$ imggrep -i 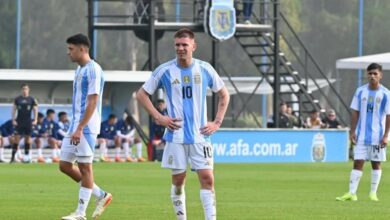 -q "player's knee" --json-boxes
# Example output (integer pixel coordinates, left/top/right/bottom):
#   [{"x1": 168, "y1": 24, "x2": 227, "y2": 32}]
[{"x1": 59, "y1": 162, "x2": 71, "y2": 174}]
